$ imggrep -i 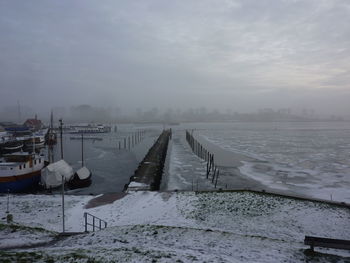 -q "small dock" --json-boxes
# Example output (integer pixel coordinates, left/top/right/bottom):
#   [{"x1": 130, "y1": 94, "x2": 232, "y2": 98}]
[{"x1": 125, "y1": 129, "x2": 171, "y2": 191}]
